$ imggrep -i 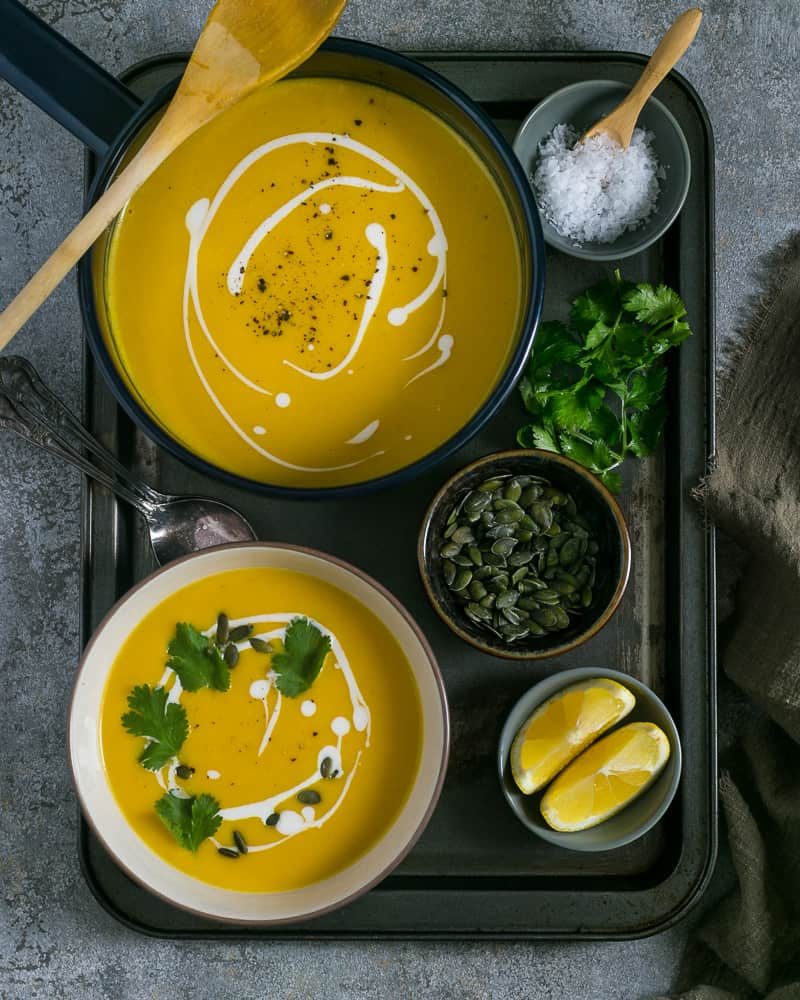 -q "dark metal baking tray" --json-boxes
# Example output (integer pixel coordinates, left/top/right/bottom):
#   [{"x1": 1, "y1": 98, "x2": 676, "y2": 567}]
[{"x1": 79, "y1": 49, "x2": 717, "y2": 939}]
